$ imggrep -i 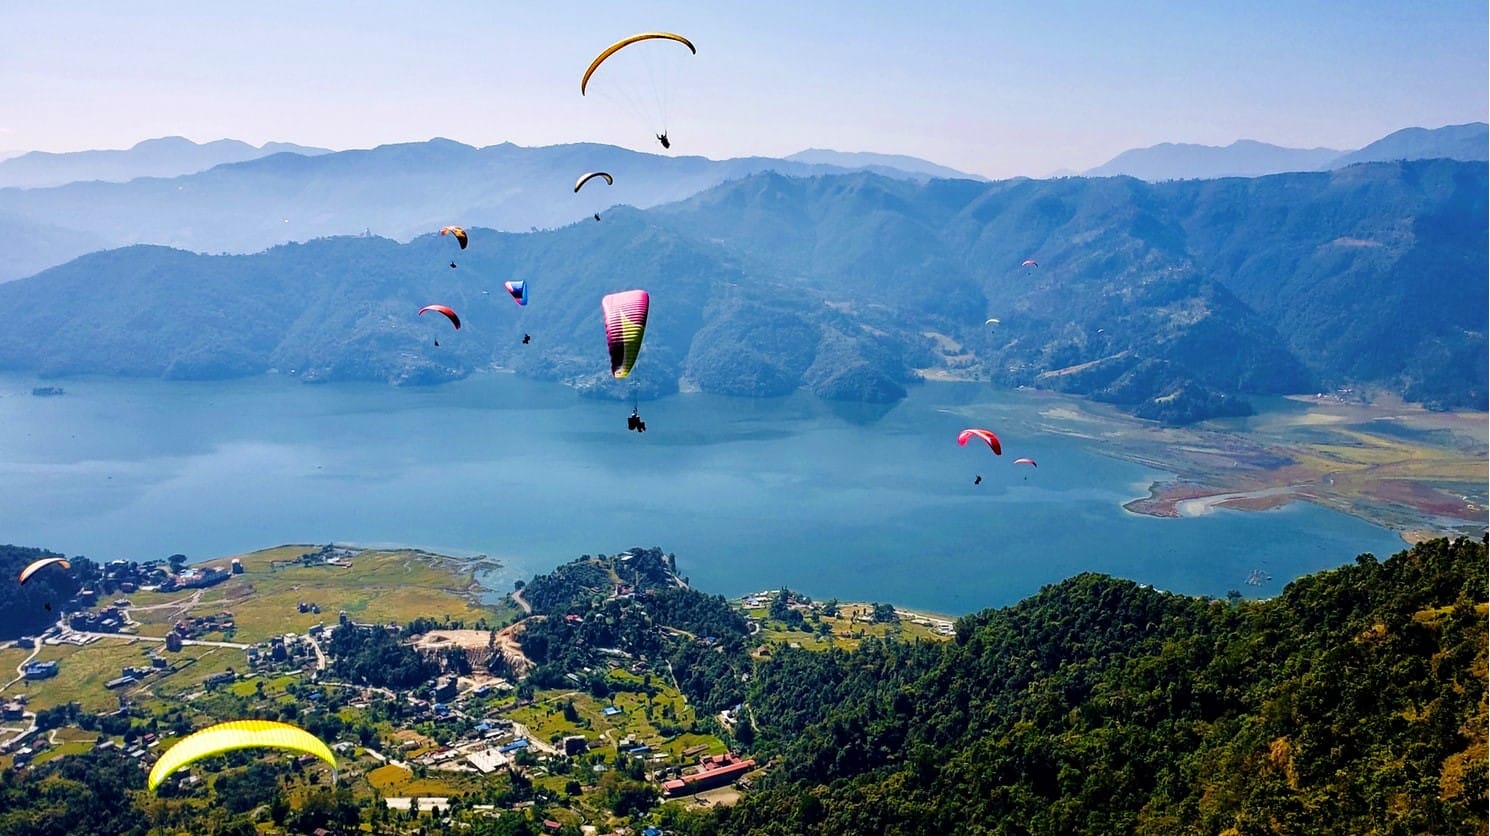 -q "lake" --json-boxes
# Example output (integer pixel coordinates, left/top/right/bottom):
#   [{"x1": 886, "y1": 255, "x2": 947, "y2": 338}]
[{"x1": 0, "y1": 373, "x2": 1408, "y2": 614}]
